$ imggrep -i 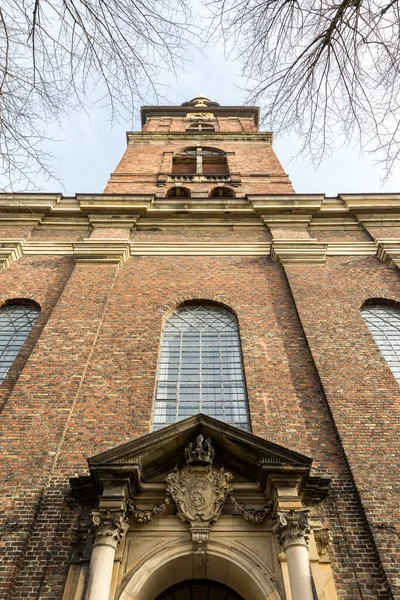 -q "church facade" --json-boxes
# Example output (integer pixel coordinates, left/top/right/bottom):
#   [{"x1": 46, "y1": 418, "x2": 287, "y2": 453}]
[{"x1": 0, "y1": 95, "x2": 399, "y2": 600}]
